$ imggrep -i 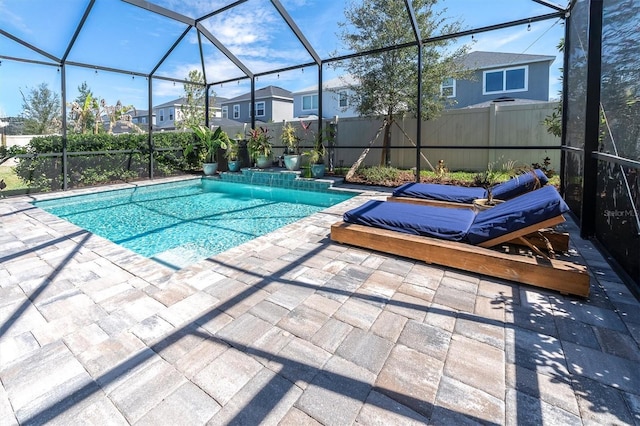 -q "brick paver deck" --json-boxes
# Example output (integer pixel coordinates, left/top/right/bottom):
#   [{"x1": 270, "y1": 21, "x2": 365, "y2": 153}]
[{"x1": 1, "y1": 177, "x2": 639, "y2": 425}]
